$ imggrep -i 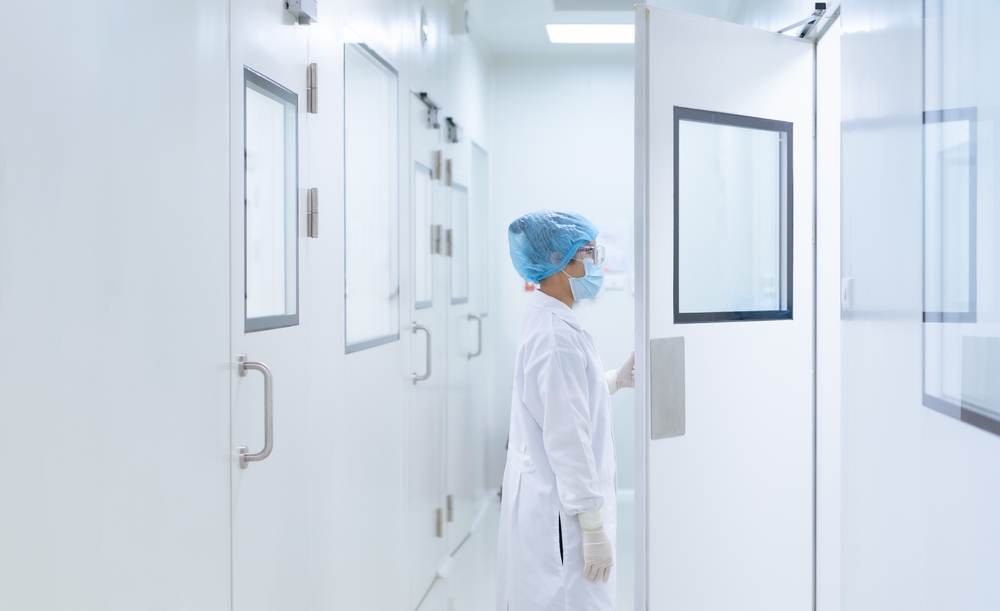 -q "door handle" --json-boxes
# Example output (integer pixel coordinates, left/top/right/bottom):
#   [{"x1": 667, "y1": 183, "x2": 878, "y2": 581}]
[
  {"x1": 467, "y1": 313, "x2": 483, "y2": 359},
  {"x1": 237, "y1": 354, "x2": 274, "y2": 469},
  {"x1": 412, "y1": 323, "x2": 431, "y2": 384}
]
